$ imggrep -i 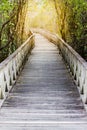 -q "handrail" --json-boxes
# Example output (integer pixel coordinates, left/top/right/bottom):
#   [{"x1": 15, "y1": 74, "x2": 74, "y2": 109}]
[
  {"x1": 0, "y1": 34, "x2": 34, "y2": 100},
  {"x1": 32, "y1": 28, "x2": 87, "y2": 104},
  {"x1": 58, "y1": 36, "x2": 87, "y2": 104}
]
